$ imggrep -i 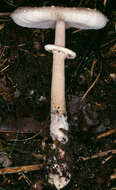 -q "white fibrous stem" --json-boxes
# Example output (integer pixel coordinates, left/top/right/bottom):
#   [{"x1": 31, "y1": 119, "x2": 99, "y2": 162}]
[
  {"x1": 48, "y1": 20, "x2": 71, "y2": 190},
  {"x1": 50, "y1": 20, "x2": 69, "y2": 144},
  {"x1": 50, "y1": 113, "x2": 69, "y2": 144}
]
